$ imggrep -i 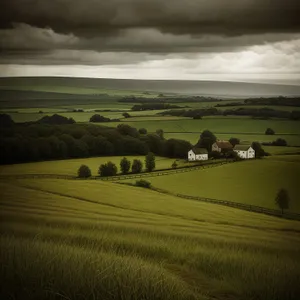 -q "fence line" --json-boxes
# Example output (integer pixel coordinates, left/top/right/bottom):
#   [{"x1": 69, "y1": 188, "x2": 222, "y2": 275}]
[{"x1": 170, "y1": 192, "x2": 300, "y2": 221}]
